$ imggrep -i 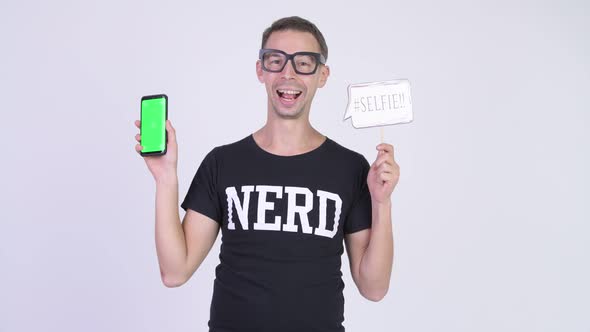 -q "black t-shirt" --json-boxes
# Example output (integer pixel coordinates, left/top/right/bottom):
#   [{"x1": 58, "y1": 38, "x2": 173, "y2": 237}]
[{"x1": 181, "y1": 135, "x2": 372, "y2": 332}]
